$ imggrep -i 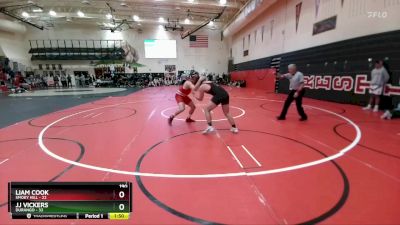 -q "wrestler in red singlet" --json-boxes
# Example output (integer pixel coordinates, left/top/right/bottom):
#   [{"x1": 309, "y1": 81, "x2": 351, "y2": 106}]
[
  {"x1": 175, "y1": 85, "x2": 192, "y2": 105},
  {"x1": 168, "y1": 73, "x2": 200, "y2": 125}
]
